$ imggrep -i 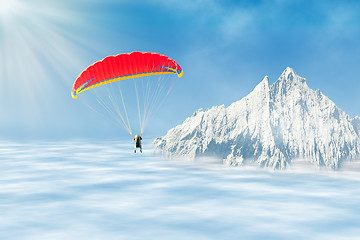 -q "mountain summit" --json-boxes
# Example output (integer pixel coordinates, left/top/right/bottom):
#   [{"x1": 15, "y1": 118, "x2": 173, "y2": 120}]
[{"x1": 154, "y1": 68, "x2": 360, "y2": 169}]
